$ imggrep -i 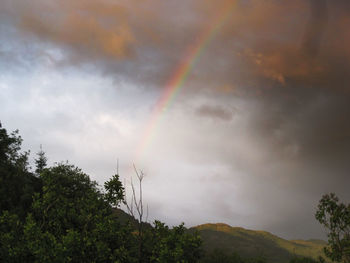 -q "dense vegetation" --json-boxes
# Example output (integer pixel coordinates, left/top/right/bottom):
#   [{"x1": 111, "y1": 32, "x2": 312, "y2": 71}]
[
  {"x1": 0, "y1": 124, "x2": 348, "y2": 262},
  {"x1": 0, "y1": 125, "x2": 201, "y2": 262}
]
